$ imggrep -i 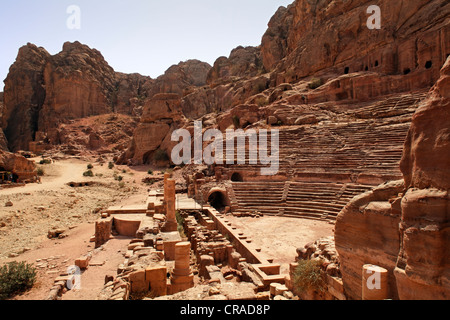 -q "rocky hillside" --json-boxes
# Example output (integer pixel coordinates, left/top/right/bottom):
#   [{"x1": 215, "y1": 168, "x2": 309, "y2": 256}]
[
  {"x1": 122, "y1": 0, "x2": 449, "y2": 165},
  {"x1": 2, "y1": 42, "x2": 201, "y2": 153}
]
